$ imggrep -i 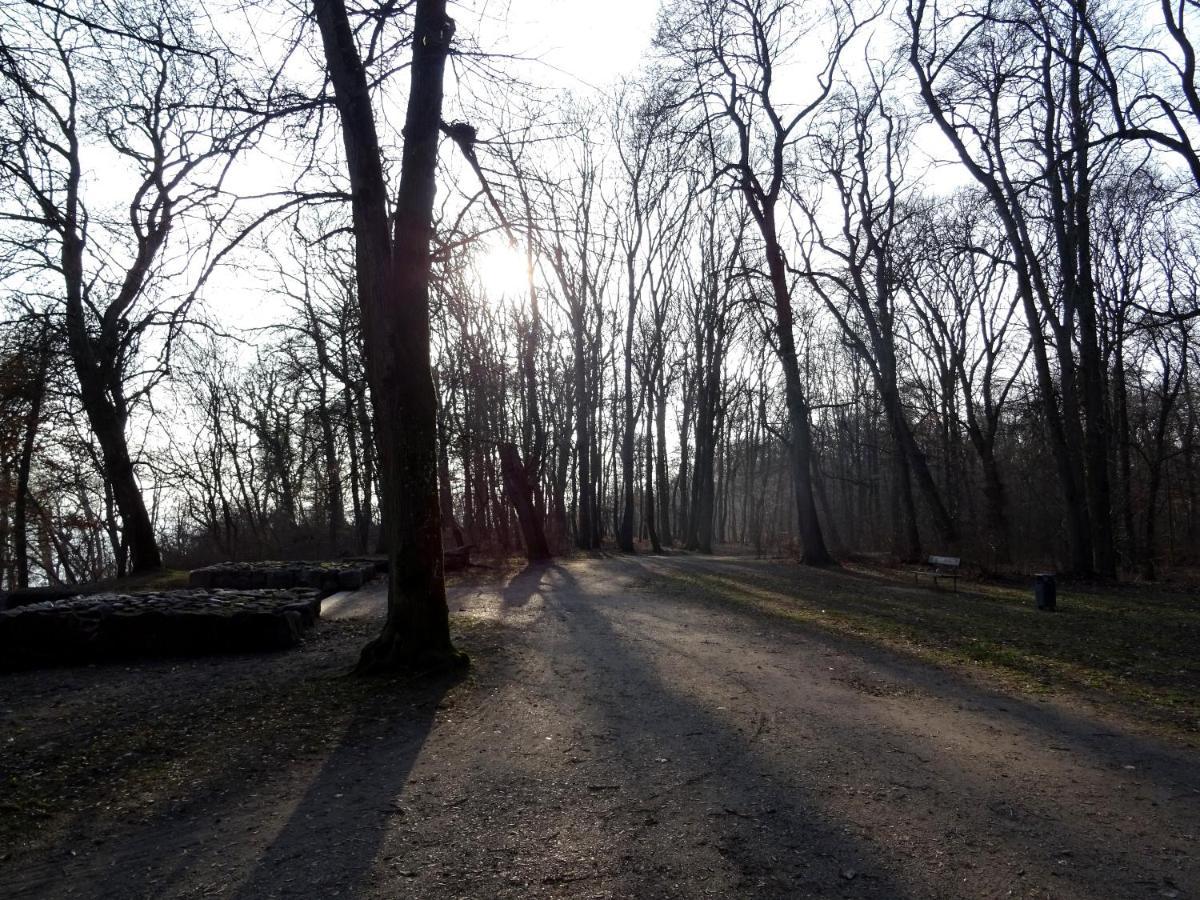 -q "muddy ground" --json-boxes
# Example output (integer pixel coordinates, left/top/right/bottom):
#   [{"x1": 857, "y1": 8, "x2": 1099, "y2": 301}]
[{"x1": 0, "y1": 555, "x2": 1196, "y2": 898}]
